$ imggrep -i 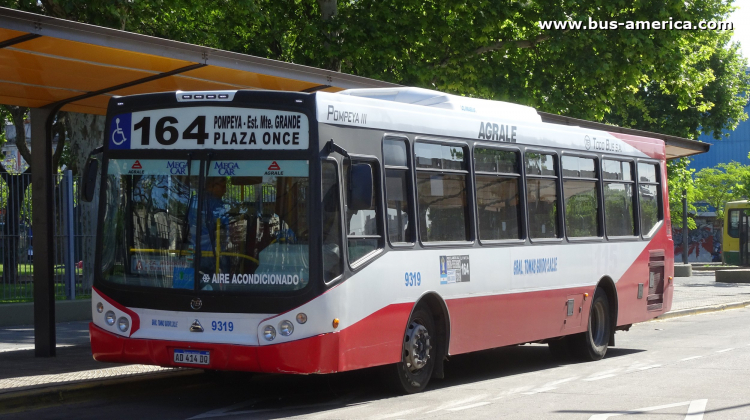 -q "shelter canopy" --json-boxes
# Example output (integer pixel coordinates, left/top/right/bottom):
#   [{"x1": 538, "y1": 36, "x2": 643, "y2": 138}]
[{"x1": 0, "y1": 7, "x2": 396, "y2": 116}]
